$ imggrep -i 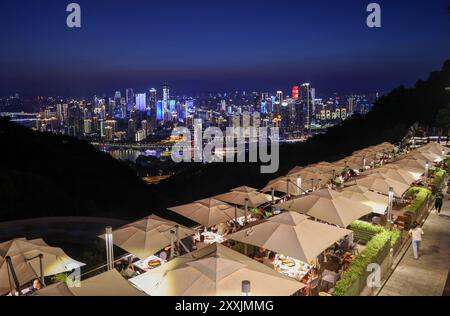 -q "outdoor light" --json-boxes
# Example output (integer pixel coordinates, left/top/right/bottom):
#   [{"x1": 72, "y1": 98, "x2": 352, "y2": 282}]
[
  {"x1": 105, "y1": 226, "x2": 114, "y2": 271},
  {"x1": 296, "y1": 176, "x2": 302, "y2": 195},
  {"x1": 425, "y1": 162, "x2": 429, "y2": 179},
  {"x1": 363, "y1": 157, "x2": 366, "y2": 169},
  {"x1": 387, "y1": 187, "x2": 394, "y2": 224},
  {"x1": 244, "y1": 198, "x2": 249, "y2": 225},
  {"x1": 241, "y1": 280, "x2": 251, "y2": 296}
]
